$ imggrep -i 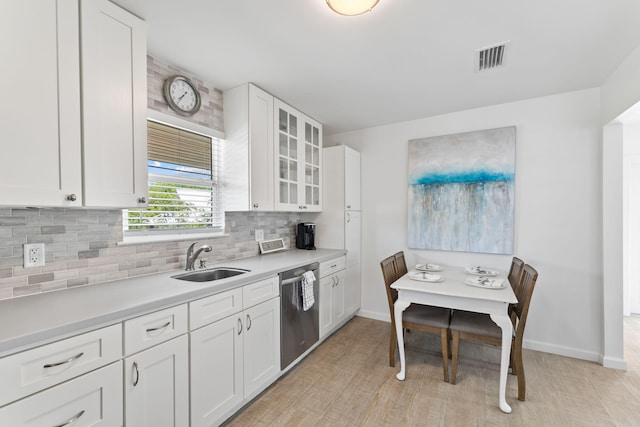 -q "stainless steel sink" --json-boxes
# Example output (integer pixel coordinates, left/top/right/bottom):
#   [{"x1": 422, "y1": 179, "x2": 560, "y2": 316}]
[{"x1": 172, "y1": 267, "x2": 250, "y2": 283}]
